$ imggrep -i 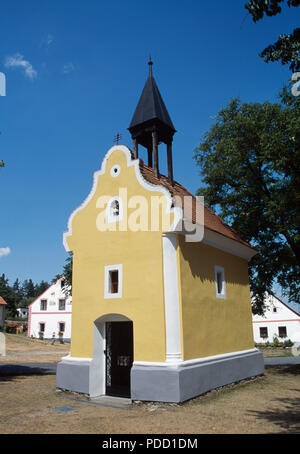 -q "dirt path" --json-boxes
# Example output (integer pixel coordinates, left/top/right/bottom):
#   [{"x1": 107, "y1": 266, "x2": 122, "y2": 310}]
[
  {"x1": 0, "y1": 365, "x2": 299, "y2": 434},
  {"x1": 0, "y1": 333, "x2": 70, "y2": 363}
]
